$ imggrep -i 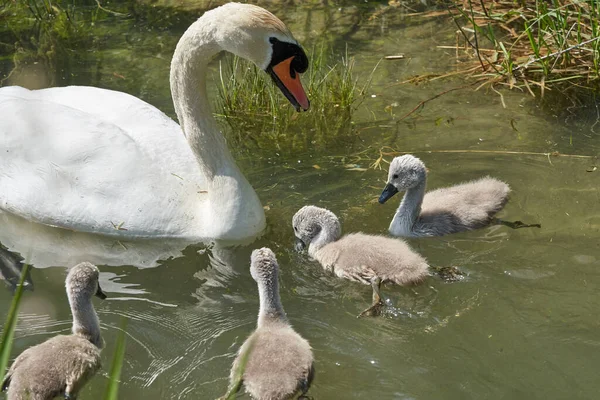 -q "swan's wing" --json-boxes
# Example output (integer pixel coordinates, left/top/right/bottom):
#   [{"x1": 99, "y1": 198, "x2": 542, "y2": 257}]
[{"x1": 0, "y1": 86, "x2": 205, "y2": 238}]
